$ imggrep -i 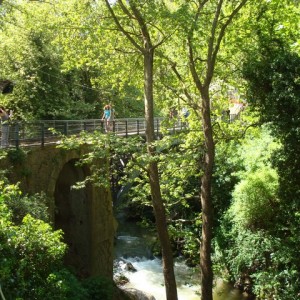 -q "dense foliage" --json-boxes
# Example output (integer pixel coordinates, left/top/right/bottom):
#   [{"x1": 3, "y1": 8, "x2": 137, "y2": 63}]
[
  {"x1": 244, "y1": 47, "x2": 300, "y2": 202},
  {"x1": 1, "y1": 0, "x2": 299, "y2": 299},
  {"x1": 0, "y1": 170, "x2": 117, "y2": 300},
  {"x1": 233, "y1": 6, "x2": 300, "y2": 298},
  {"x1": 0, "y1": 1, "x2": 145, "y2": 120},
  {"x1": 214, "y1": 128, "x2": 300, "y2": 299},
  {"x1": 0, "y1": 174, "x2": 78, "y2": 299}
]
